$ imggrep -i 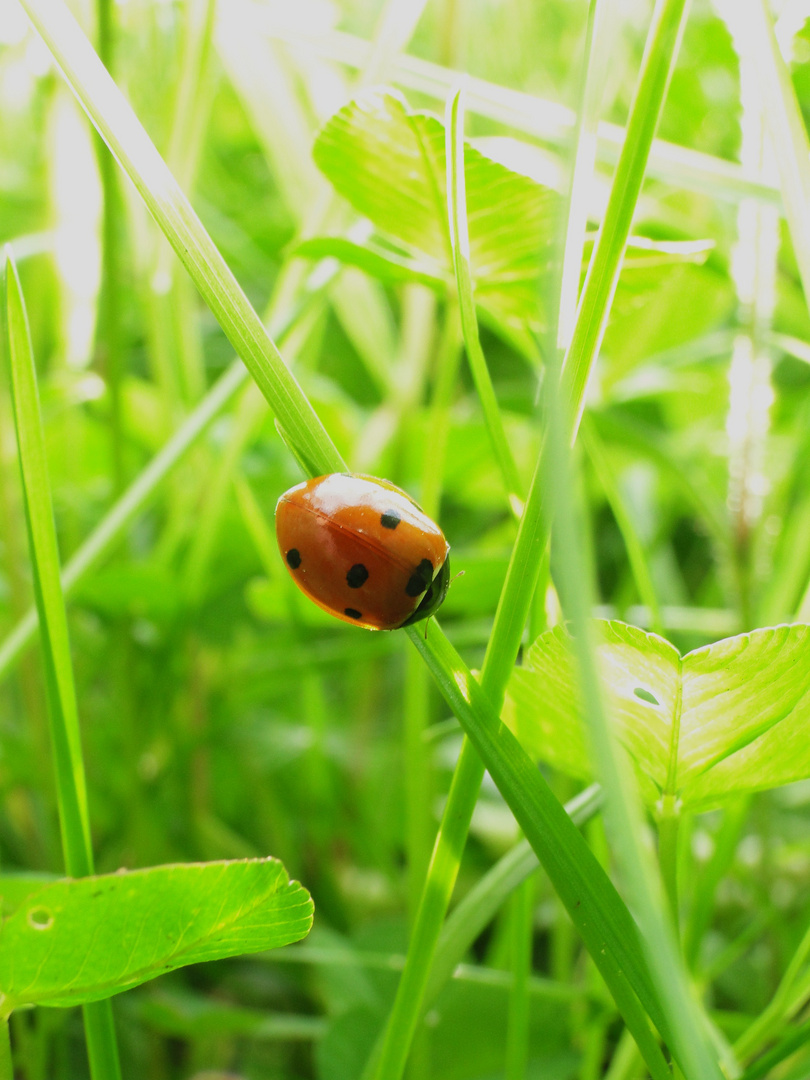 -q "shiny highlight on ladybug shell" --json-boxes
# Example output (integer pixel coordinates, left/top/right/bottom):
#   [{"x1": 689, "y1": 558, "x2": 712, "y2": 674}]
[{"x1": 275, "y1": 473, "x2": 450, "y2": 630}]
